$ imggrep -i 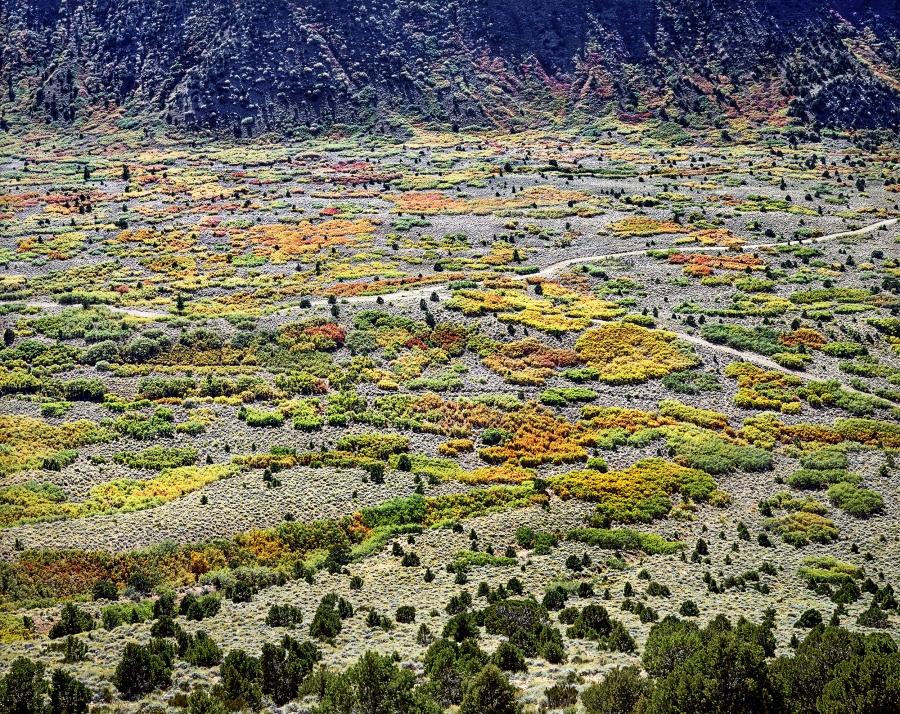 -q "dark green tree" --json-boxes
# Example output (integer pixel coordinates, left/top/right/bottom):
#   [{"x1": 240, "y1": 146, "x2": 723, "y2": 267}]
[
  {"x1": 309, "y1": 598, "x2": 342, "y2": 640},
  {"x1": 185, "y1": 690, "x2": 227, "y2": 714},
  {"x1": 91, "y1": 580, "x2": 117, "y2": 601},
  {"x1": 642, "y1": 616, "x2": 703, "y2": 678},
  {"x1": 49, "y1": 670, "x2": 89, "y2": 714},
  {"x1": 112, "y1": 641, "x2": 173, "y2": 699},
  {"x1": 220, "y1": 650, "x2": 262, "y2": 711},
  {"x1": 0, "y1": 658, "x2": 48, "y2": 714},
  {"x1": 817, "y1": 652, "x2": 900, "y2": 714},
  {"x1": 318, "y1": 650, "x2": 436, "y2": 714},
  {"x1": 581, "y1": 666, "x2": 652, "y2": 714},
  {"x1": 645, "y1": 632, "x2": 774, "y2": 714},
  {"x1": 48, "y1": 604, "x2": 93, "y2": 640},
  {"x1": 260, "y1": 635, "x2": 320, "y2": 705},
  {"x1": 183, "y1": 631, "x2": 222, "y2": 667},
  {"x1": 458, "y1": 664, "x2": 521, "y2": 714}
]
